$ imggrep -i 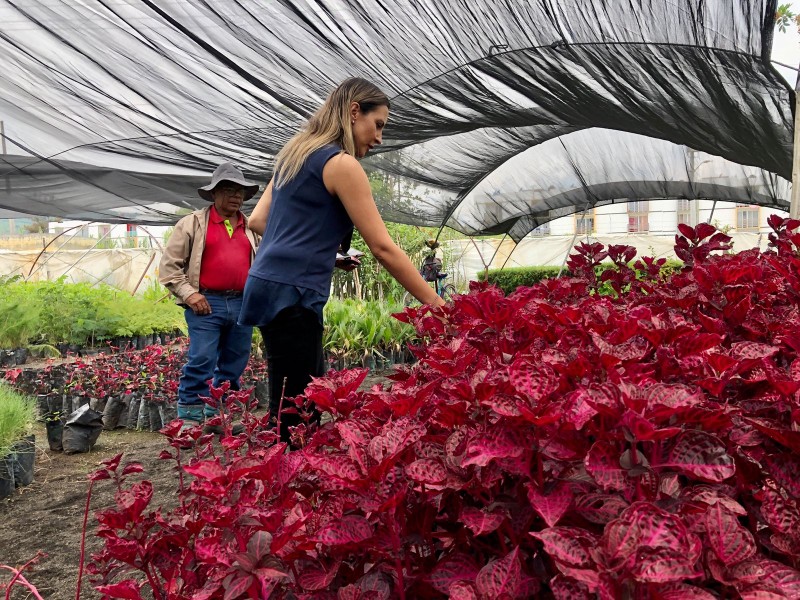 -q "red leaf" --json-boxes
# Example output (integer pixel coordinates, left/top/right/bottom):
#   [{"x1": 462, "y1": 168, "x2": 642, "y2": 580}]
[
  {"x1": 527, "y1": 481, "x2": 572, "y2": 527},
  {"x1": 676, "y1": 333, "x2": 724, "y2": 356},
  {"x1": 508, "y1": 361, "x2": 559, "y2": 402},
  {"x1": 761, "y1": 486, "x2": 800, "y2": 534},
  {"x1": 463, "y1": 427, "x2": 524, "y2": 467},
  {"x1": 94, "y1": 579, "x2": 142, "y2": 599},
  {"x1": 298, "y1": 560, "x2": 341, "y2": 591},
  {"x1": 550, "y1": 576, "x2": 592, "y2": 600},
  {"x1": 601, "y1": 502, "x2": 701, "y2": 571},
  {"x1": 246, "y1": 530, "x2": 273, "y2": 563},
  {"x1": 764, "y1": 454, "x2": 800, "y2": 498},
  {"x1": 448, "y1": 582, "x2": 478, "y2": 600},
  {"x1": 116, "y1": 481, "x2": 153, "y2": 521},
  {"x1": 428, "y1": 554, "x2": 480, "y2": 594},
  {"x1": 475, "y1": 547, "x2": 522, "y2": 598},
  {"x1": 121, "y1": 462, "x2": 144, "y2": 476},
  {"x1": 405, "y1": 459, "x2": 448, "y2": 484},
  {"x1": 460, "y1": 506, "x2": 505, "y2": 535},
  {"x1": 530, "y1": 527, "x2": 598, "y2": 568},
  {"x1": 223, "y1": 574, "x2": 254, "y2": 600},
  {"x1": 184, "y1": 459, "x2": 227, "y2": 483},
  {"x1": 705, "y1": 503, "x2": 756, "y2": 566},
  {"x1": 585, "y1": 441, "x2": 627, "y2": 491},
  {"x1": 731, "y1": 342, "x2": 779, "y2": 360},
  {"x1": 629, "y1": 547, "x2": 703, "y2": 582},
  {"x1": 312, "y1": 515, "x2": 373, "y2": 546},
  {"x1": 658, "y1": 431, "x2": 735, "y2": 482},
  {"x1": 643, "y1": 383, "x2": 704, "y2": 416},
  {"x1": 745, "y1": 418, "x2": 800, "y2": 452},
  {"x1": 650, "y1": 582, "x2": 717, "y2": 599},
  {"x1": 573, "y1": 494, "x2": 628, "y2": 524}
]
